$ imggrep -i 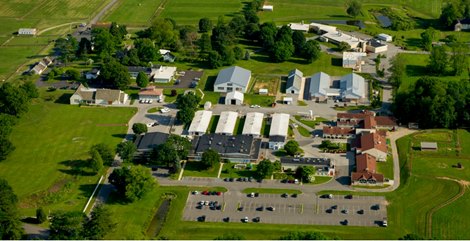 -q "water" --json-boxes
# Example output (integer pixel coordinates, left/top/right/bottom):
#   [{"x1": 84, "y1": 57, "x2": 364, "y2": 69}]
[
  {"x1": 312, "y1": 20, "x2": 366, "y2": 29},
  {"x1": 376, "y1": 15, "x2": 392, "y2": 27}
]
